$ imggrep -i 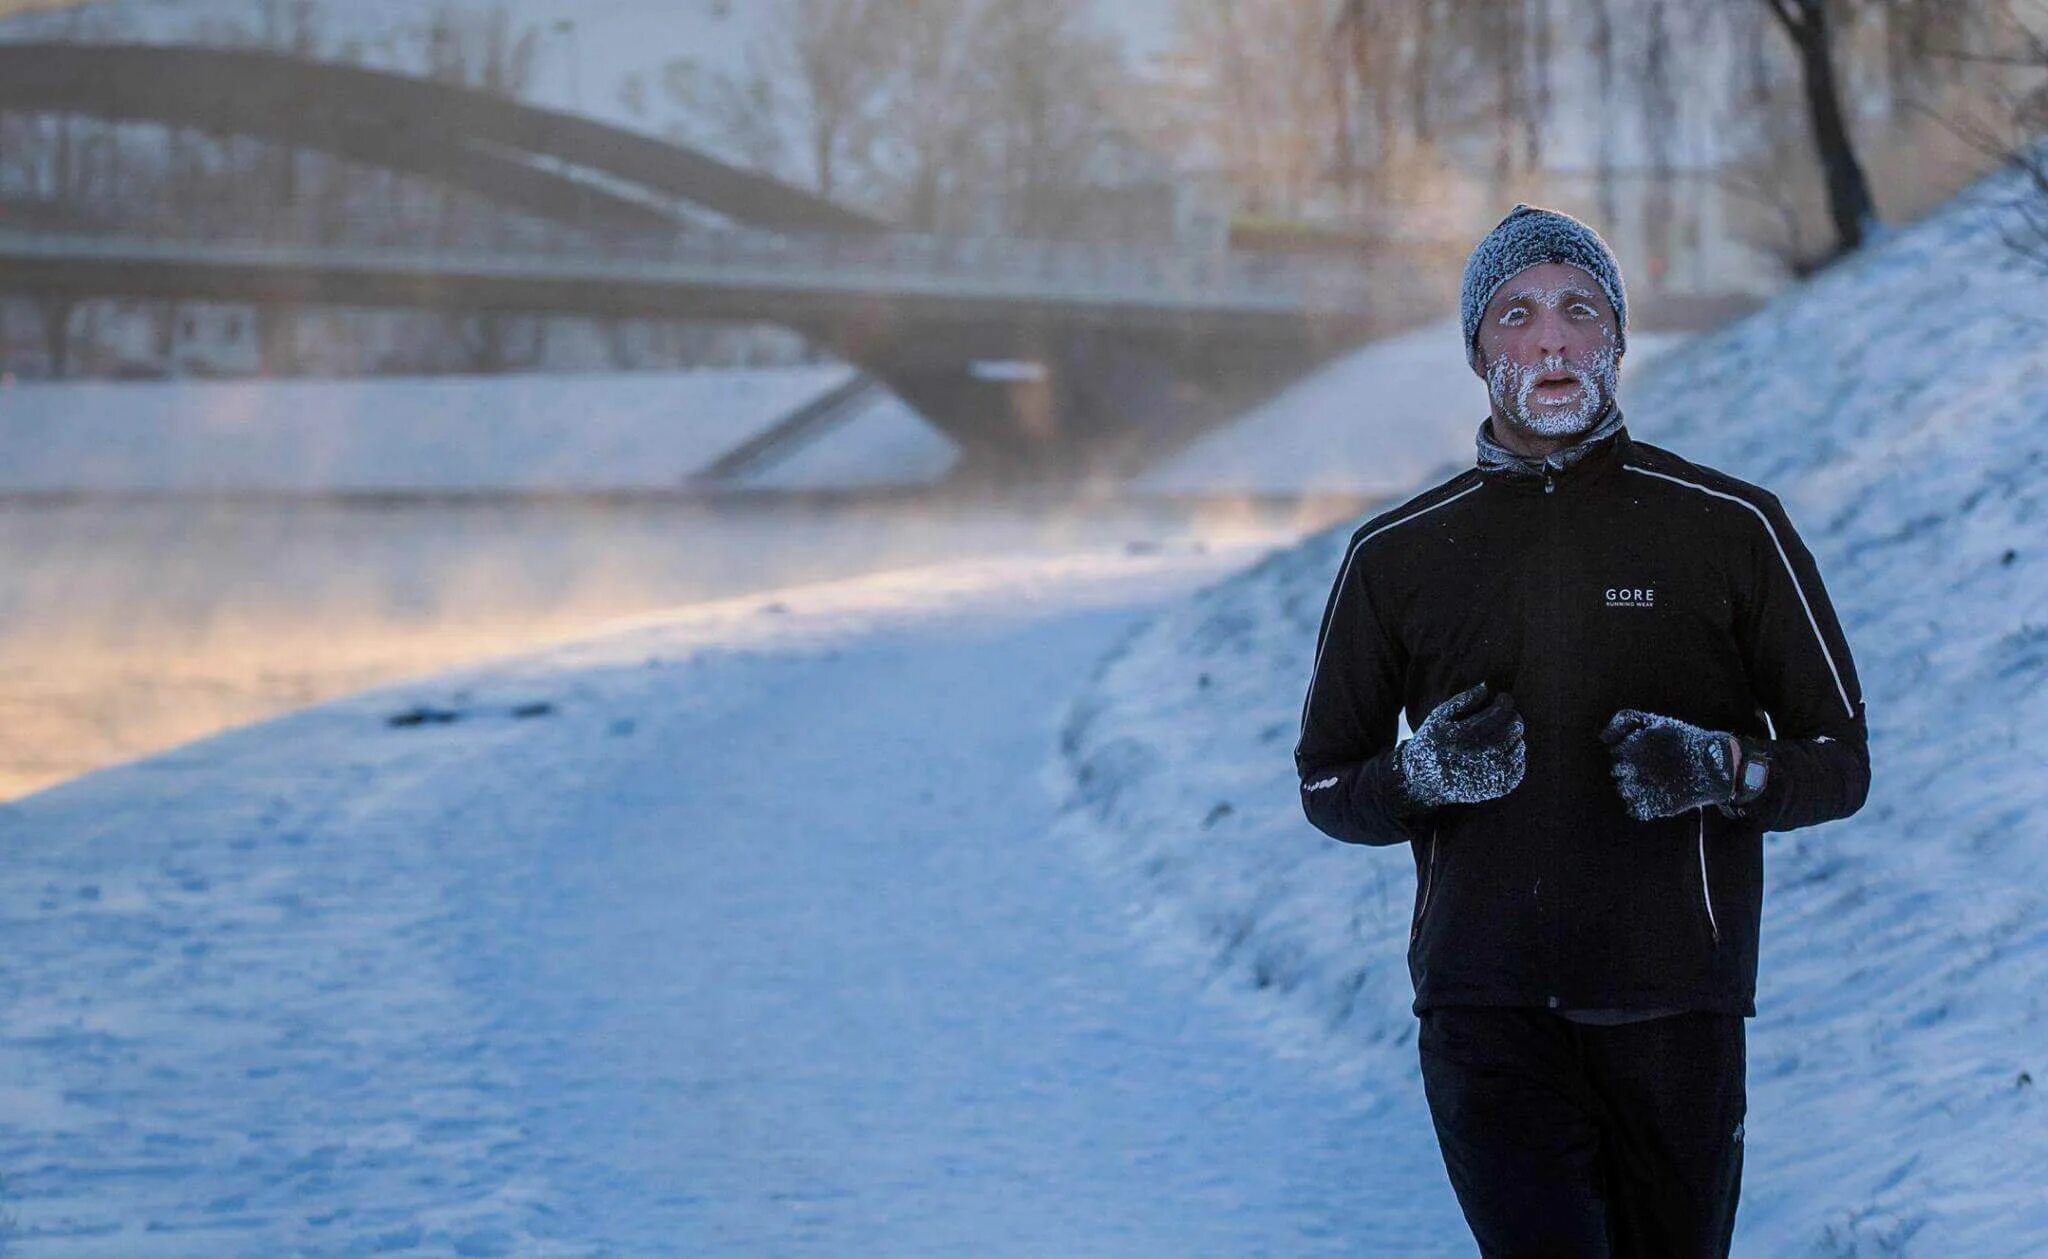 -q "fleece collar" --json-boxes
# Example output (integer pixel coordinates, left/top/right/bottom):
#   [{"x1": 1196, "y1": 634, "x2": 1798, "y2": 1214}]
[{"x1": 1475, "y1": 399, "x2": 1628, "y2": 483}]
